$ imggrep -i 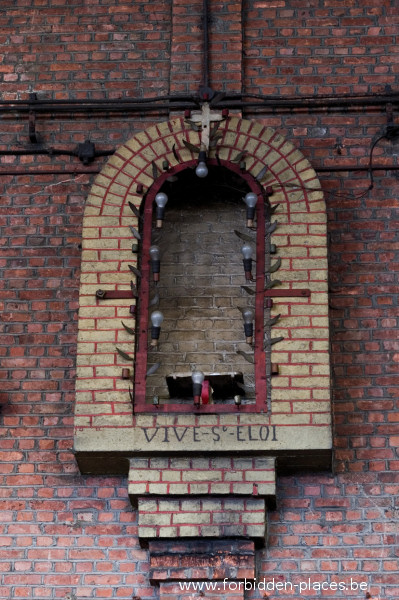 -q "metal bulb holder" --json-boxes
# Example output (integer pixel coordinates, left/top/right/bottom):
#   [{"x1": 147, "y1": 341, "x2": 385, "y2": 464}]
[
  {"x1": 150, "y1": 310, "x2": 164, "y2": 347},
  {"x1": 154, "y1": 192, "x2": 168, "y2": 228},
  {"x1": 242, "y1": 307, "x2": 255, "y2": 344},
  {"x1": 243, "y1": 192, "x2": 258, "y2": 227},
  {"x1": 195, "y1": 150, "x2": 208, "y2": 178},
  {"x1": 241, "y1": 243, "x2": 253, "y2": 280},
  {"x1": 191, "y1": 370, "x2": 205, "y2": 405},
  {"x1": 149, "y1": 245, "x2": 161, "y2": 282}
]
